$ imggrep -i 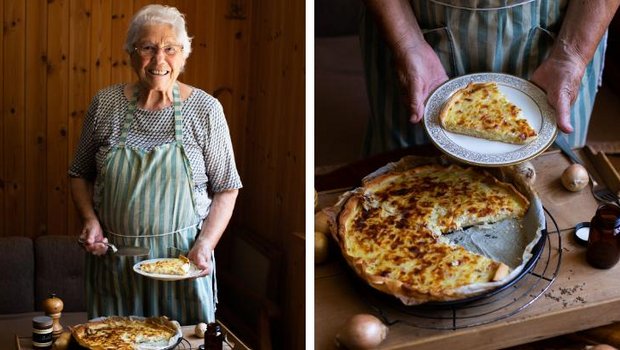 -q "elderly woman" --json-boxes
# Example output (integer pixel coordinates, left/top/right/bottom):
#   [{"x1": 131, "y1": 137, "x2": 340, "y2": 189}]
[{"x1": 69, "y1": 4, "x2": 241, "y2": 325}]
